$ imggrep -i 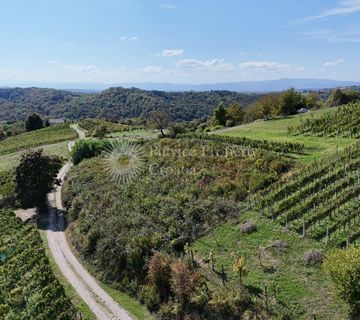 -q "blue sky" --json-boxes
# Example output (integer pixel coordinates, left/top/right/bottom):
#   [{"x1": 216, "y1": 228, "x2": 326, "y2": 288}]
[{"x1": 1, "y1": 0, "x2": 360, "y2": 84}]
